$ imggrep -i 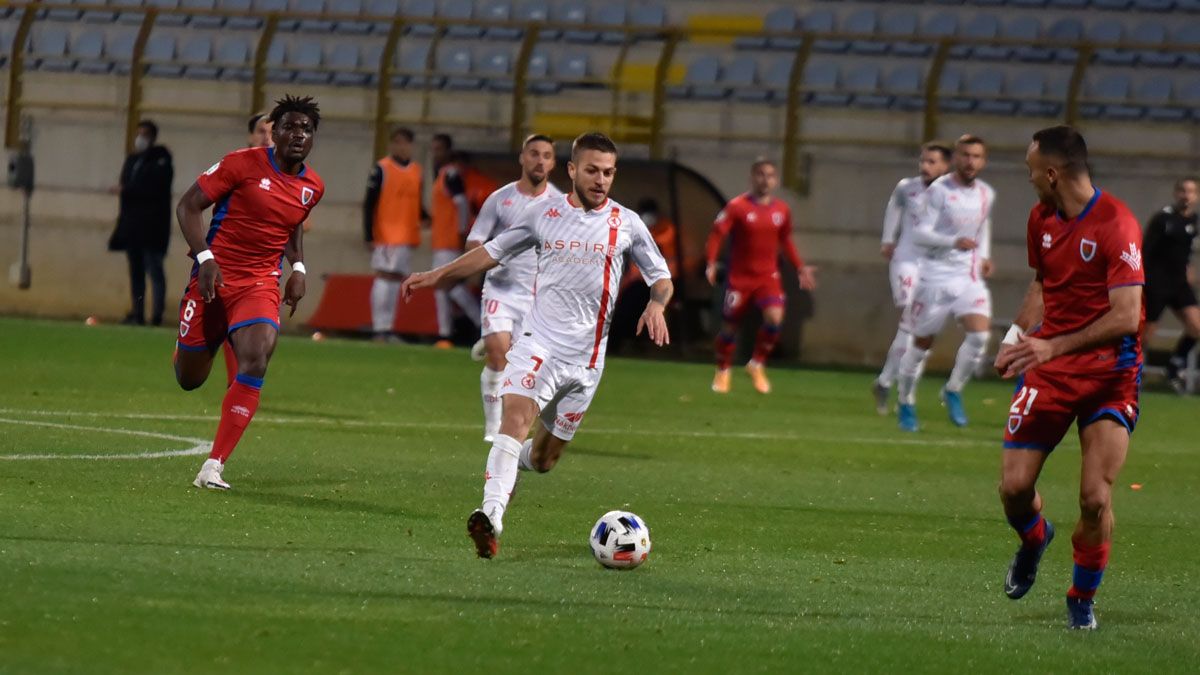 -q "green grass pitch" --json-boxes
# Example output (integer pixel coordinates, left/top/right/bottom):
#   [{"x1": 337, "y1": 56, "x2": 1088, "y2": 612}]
[{"x1": 1, "y1": 317, "x2": 1197, "y2": 673}]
